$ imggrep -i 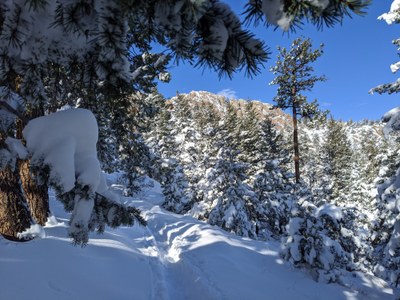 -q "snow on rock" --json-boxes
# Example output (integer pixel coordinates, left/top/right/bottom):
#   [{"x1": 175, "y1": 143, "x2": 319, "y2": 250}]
[{"x1": 23, "y1": 108, "x2": 101, "y2": 193}]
